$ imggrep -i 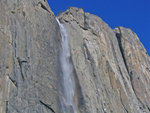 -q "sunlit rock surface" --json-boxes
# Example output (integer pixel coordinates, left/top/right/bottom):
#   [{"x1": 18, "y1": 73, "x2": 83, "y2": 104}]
[
  {"x1": 57, "y1": 7, "x2": 150, "y2": 113},
  {"x1": 0, "y1": 0, "x2": 150, "y2": 113}
]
